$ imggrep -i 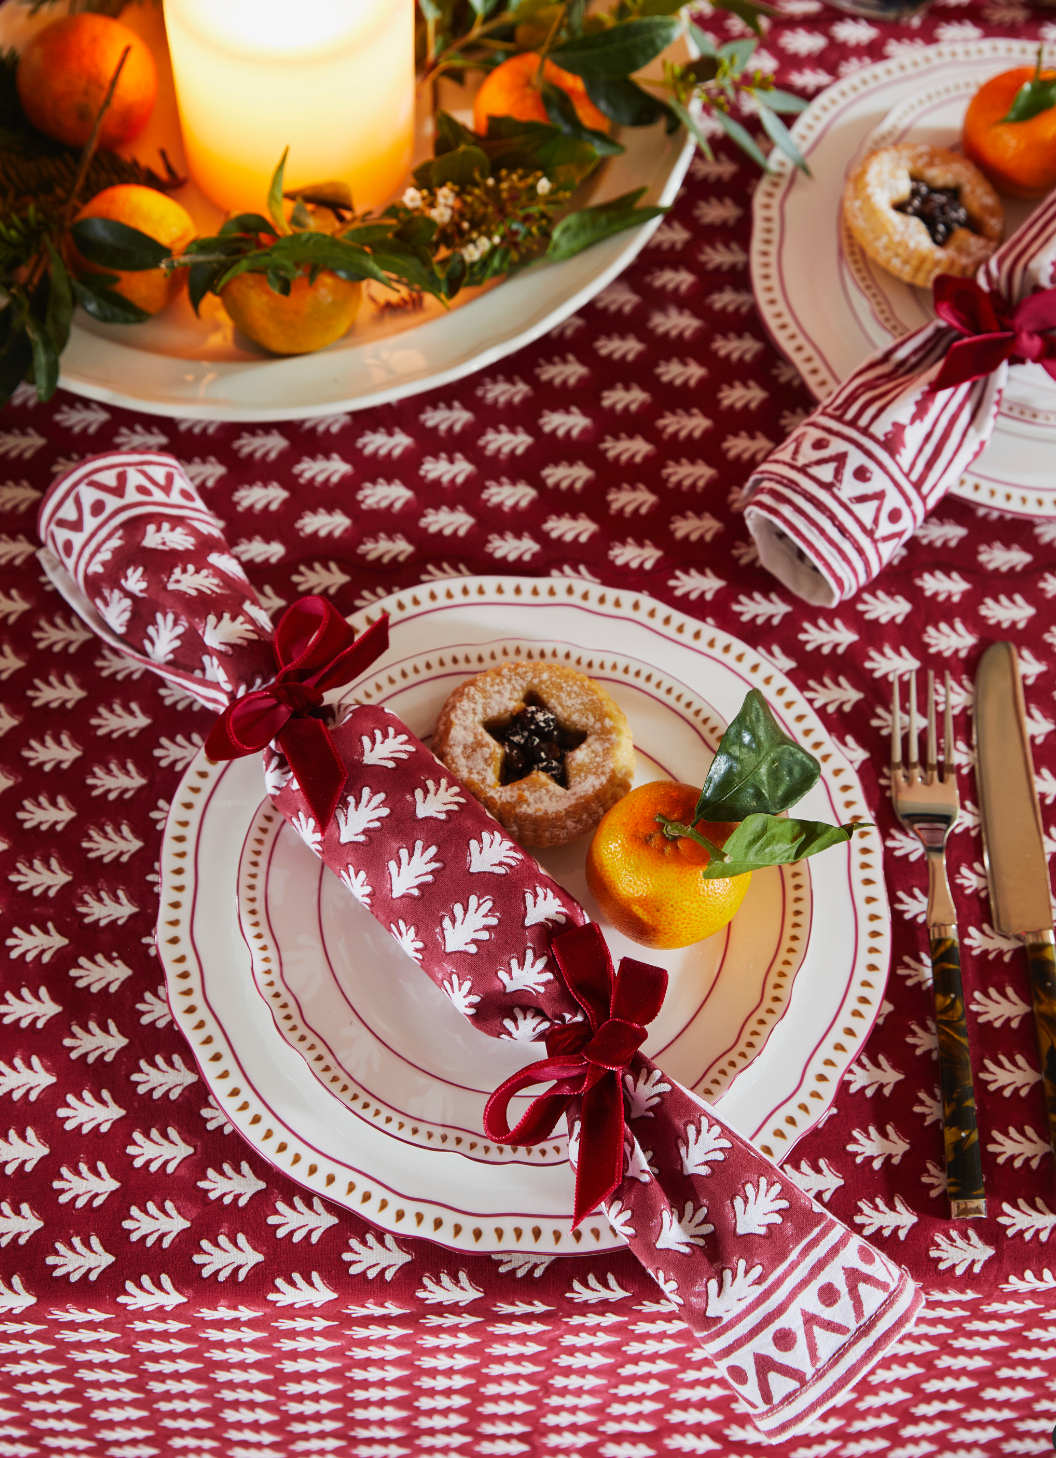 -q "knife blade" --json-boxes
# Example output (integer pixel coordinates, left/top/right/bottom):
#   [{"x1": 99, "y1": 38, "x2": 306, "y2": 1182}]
[{"x1": 975, "y1": 641, "x2": 1056, "y2": 1164}]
